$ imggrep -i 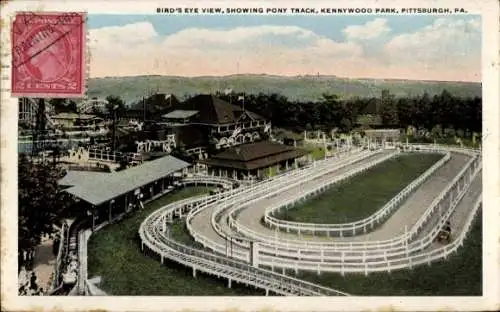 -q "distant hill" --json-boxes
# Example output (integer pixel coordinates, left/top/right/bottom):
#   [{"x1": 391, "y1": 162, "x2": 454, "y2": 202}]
[{"x1": 87, "y1": 75, "x2": 481, "y2": 105}]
